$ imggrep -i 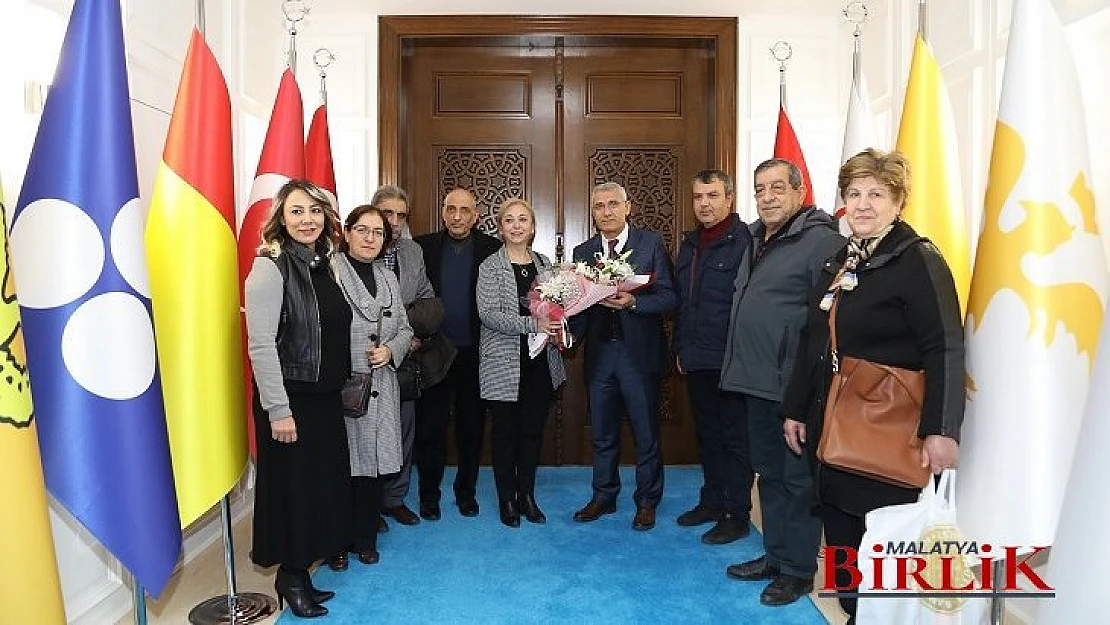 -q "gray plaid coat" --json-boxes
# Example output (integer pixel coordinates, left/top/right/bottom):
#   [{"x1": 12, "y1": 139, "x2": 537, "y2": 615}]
[
  {"x1": 334, "y1": 254, "x2": 413, "y2": 477},
  {"x1": 477, "y1": 247, "x2": 567, "y2": 402}
]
